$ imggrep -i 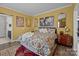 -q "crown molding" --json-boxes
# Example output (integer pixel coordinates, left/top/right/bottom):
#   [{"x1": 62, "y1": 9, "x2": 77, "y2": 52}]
[{"x1": 34, "y1": 4, "x2": 73, "y2": 16}]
